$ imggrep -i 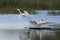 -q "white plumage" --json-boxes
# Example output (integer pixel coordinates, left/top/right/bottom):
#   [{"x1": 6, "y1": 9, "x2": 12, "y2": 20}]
[{"x1": 17, "y1": 9, "x2": 29, "y2": 18}]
